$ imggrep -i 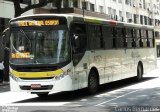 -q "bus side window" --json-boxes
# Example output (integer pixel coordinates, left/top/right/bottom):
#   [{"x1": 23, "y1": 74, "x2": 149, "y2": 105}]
[
  {"x1": 143, "y1": 29, "x2": 147, "y2": 47},
  {"x1": 88, "y1": 25, "x2": 103, "y2": 50},
  {"x1": 139, "y1": 29, "x2": 143, "y2": 47},
  {"x1": 146, "y1": 30, "x2": 150, "y2": 47},
  {"x1": 112, "y1": 27, "x2": 117, "y2": 48},
  {"x1": 131, "y1": 29, "x2": 136, "y2": 48},
  {"x1": 122, "y1": 28, "x2": 127, "y2": 48},
  {"x1": 71, "y1": 23, "x2": 87, "y2": 54},
  {"x1": 102, "y1": 25, "x2": 113, "y2": 49},
  {"x1": 148, "y1": 30, "x2": 154, "y2": 47},
  {"x1": 126, "y1": 28, "x2": 132, "y2": 48},
  {"x1": 116, "y1": 27, "x2": 124, "y2": 48},
  {"x1": 135, "y1": 29, "x2": 140, "y2": 48}
]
